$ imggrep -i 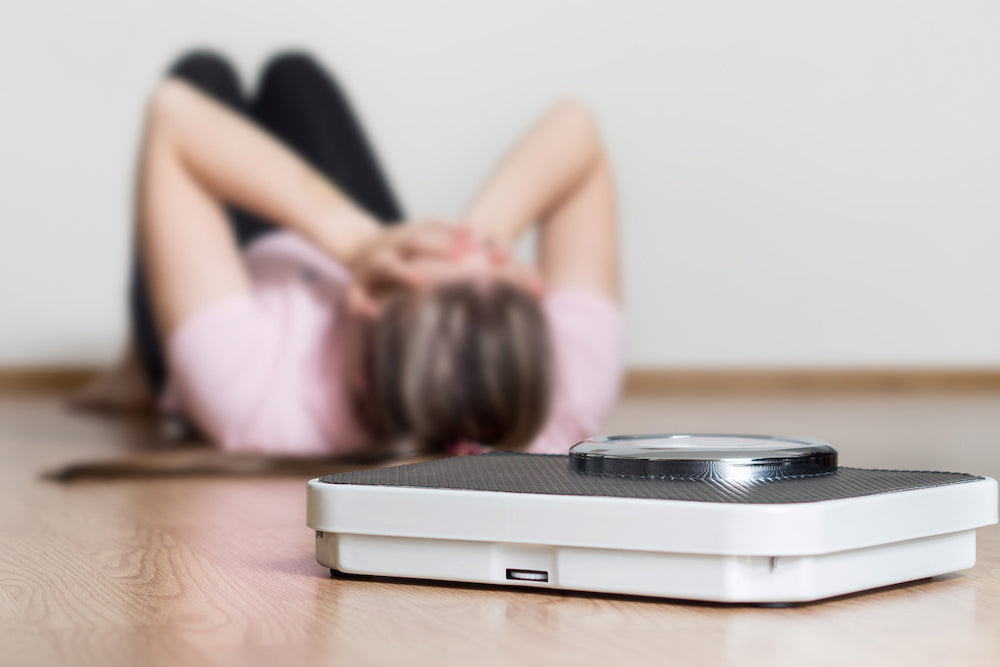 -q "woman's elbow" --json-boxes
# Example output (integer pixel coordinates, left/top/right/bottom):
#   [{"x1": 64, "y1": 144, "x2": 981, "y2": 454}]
[
  {"x1": 554, "y1": 97, "x2": 599, "y2": 133},
  {"x1": 549, "y1": 97, "x2": 604, "y2": 163},
  {"x1": 145, "y1": 78, "x2": 195, "y2": 134}
]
